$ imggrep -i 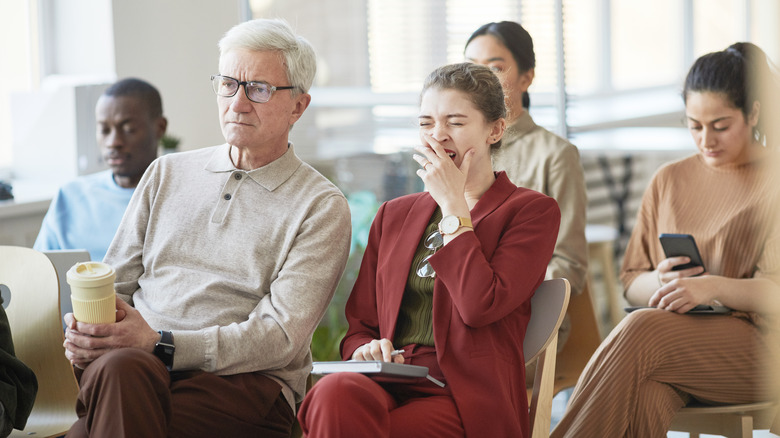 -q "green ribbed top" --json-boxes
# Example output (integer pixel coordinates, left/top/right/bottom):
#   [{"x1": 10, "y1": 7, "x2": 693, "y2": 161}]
[{"x1": 394, "y1": 208, "x2": 442, "y2": 347}]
